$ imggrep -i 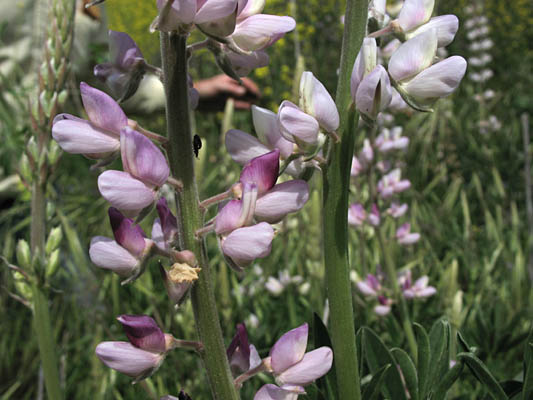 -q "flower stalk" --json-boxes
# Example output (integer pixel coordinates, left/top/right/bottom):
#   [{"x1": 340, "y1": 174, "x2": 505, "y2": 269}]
[
  {"x1": 160, "y1": 31, "x2": 239, "y2": 400},
  {"x1": 321, "y1": 0, "x2": 368, "y2": 399}
]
